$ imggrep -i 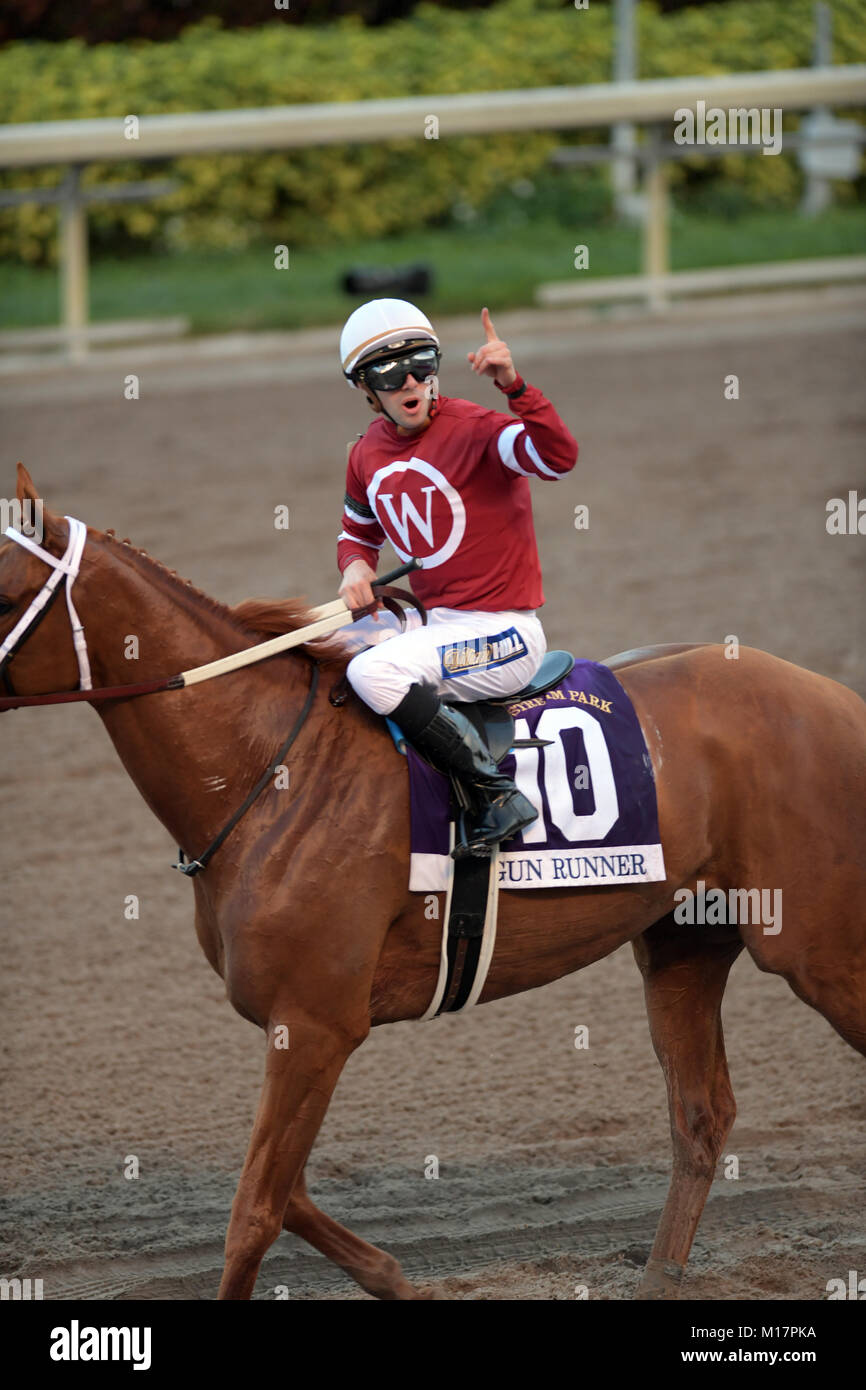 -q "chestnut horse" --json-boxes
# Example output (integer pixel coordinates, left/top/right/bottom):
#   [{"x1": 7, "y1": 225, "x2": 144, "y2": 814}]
[{"x1": 2, "y1": 465, "x2": 865, "y2": 1301}]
